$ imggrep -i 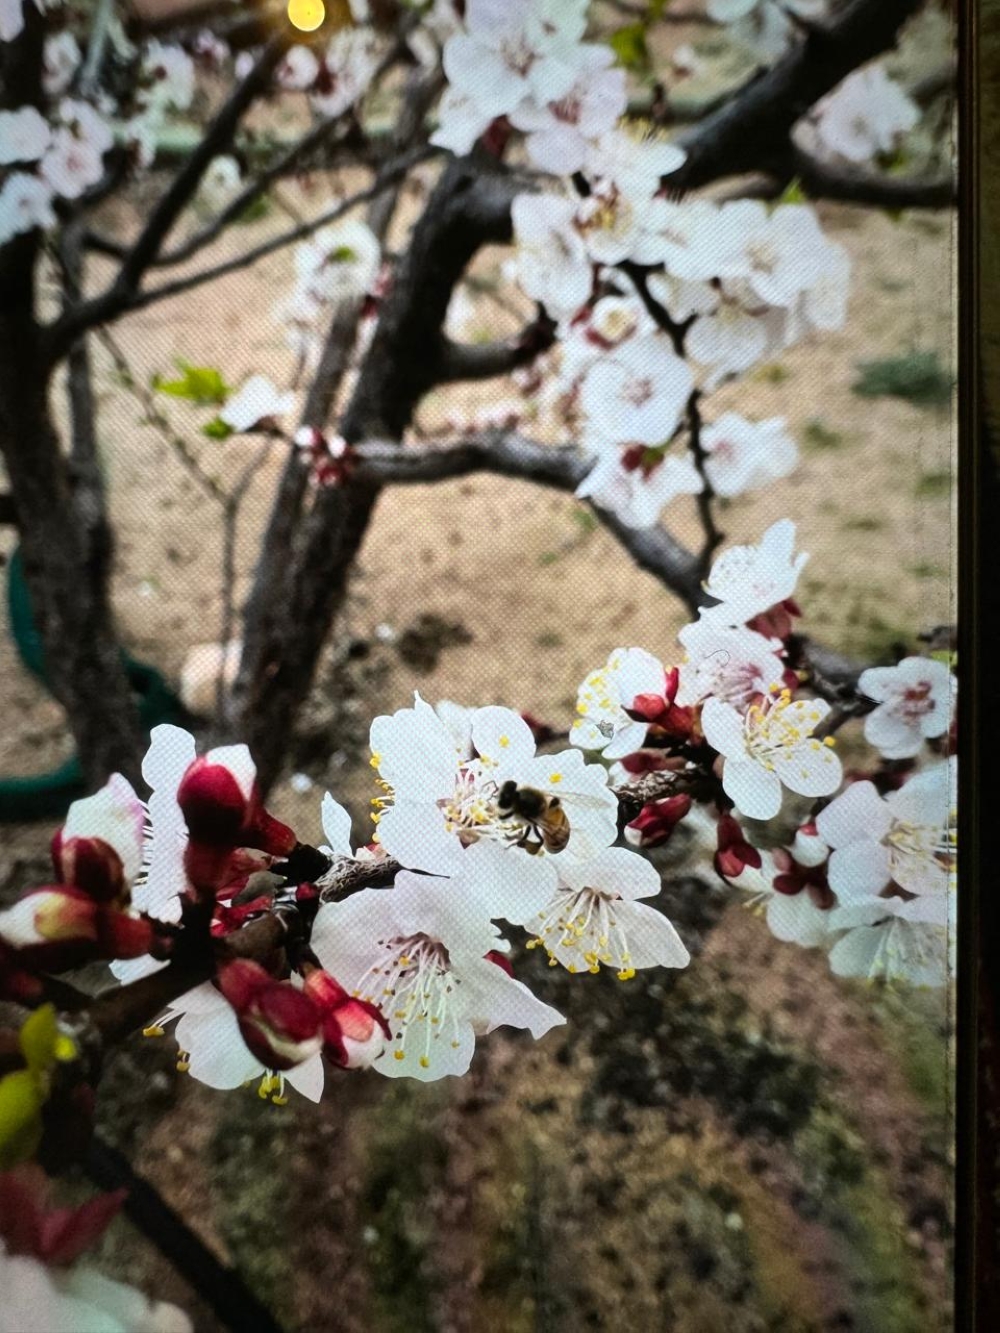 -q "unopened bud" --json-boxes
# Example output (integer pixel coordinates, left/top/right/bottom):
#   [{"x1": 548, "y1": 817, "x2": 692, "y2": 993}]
[
  {"x1": 789, "y1": 822, "x2": 828, "y2": 869},
  {"x1": 624, "y1": 793, "x2": 692, "y2": 848},
  {"x1": 218, "y1": 960, "x2": 323, "y2": 1071},
  {"x1": 714, "y1": 813, "x2": 763, "y2": 882},
  {"x1": 303, "y1": 969, "x2": 390, "y2": 1070}
]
